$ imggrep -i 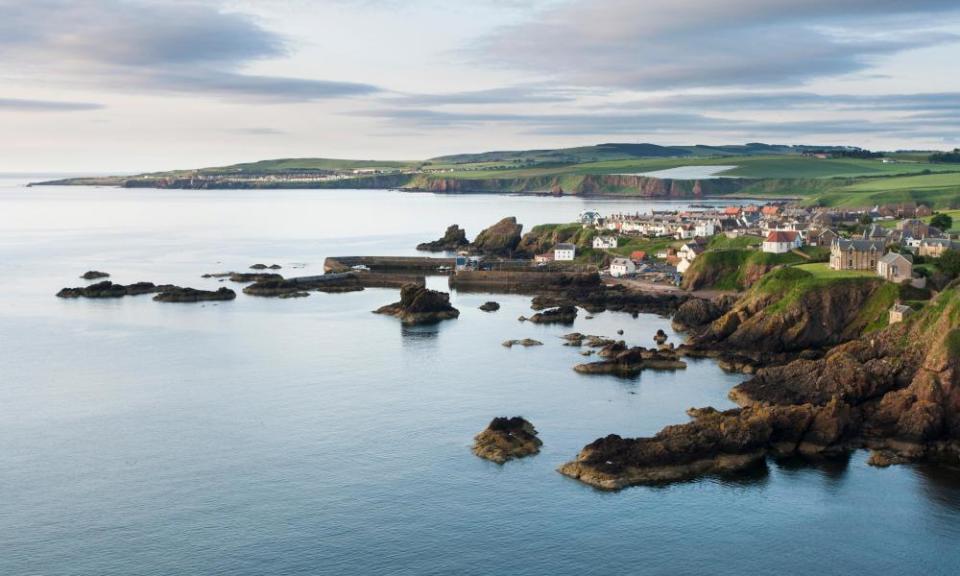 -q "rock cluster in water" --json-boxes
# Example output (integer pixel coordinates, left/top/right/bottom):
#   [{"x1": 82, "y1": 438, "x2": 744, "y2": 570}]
[
  {"x1": 57, "y1": 280, "x2": 166, "y2": 299},
  {"x1": 472, "y1": 417, "x2": 542, "y2": 464},
  {"x1": 374, "y1": 284, "x2": 460, "y2": 325},
  {"x1": 574, "y1": 346, "x2": 686, "y2": 377},
  {"x1": 479, "y1": 301, "x2": 500, "y2": 312},
  {"x1": 519, "y1": 305, "x2": 577, "y2": 325},
  {"x1": 502, "y1": 338, "x2": 543, "y2": 348}
]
